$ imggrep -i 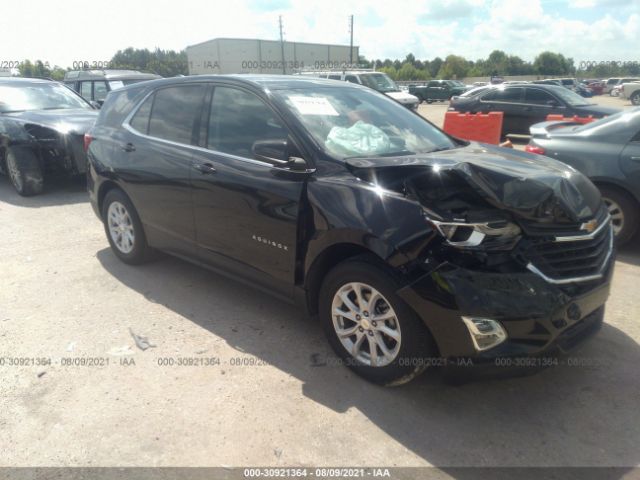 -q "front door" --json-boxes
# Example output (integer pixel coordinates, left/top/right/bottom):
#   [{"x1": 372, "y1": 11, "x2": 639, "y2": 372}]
[{"x1": 190, "y1": 84, "x2": 308, "y2": 297}]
